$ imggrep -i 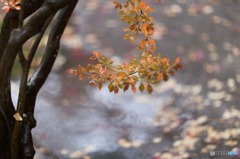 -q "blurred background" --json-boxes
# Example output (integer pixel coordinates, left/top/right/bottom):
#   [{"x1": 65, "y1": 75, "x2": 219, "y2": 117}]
[{"x1": 8, "y1": 0, "x2": 240, "y2": 158}]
